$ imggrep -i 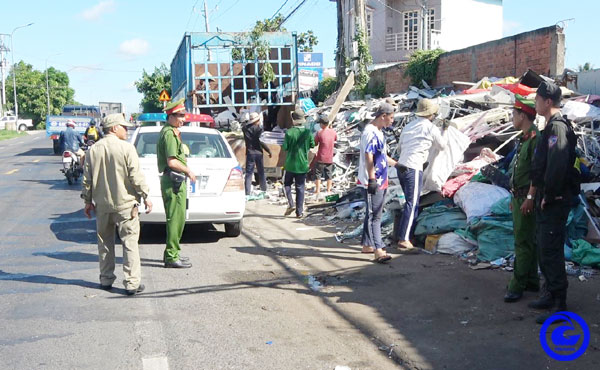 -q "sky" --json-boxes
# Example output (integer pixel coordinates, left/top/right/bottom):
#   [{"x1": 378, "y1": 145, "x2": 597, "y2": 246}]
[{"x1": 2, "y1": 0, "x2": 599, "y2": 116}]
